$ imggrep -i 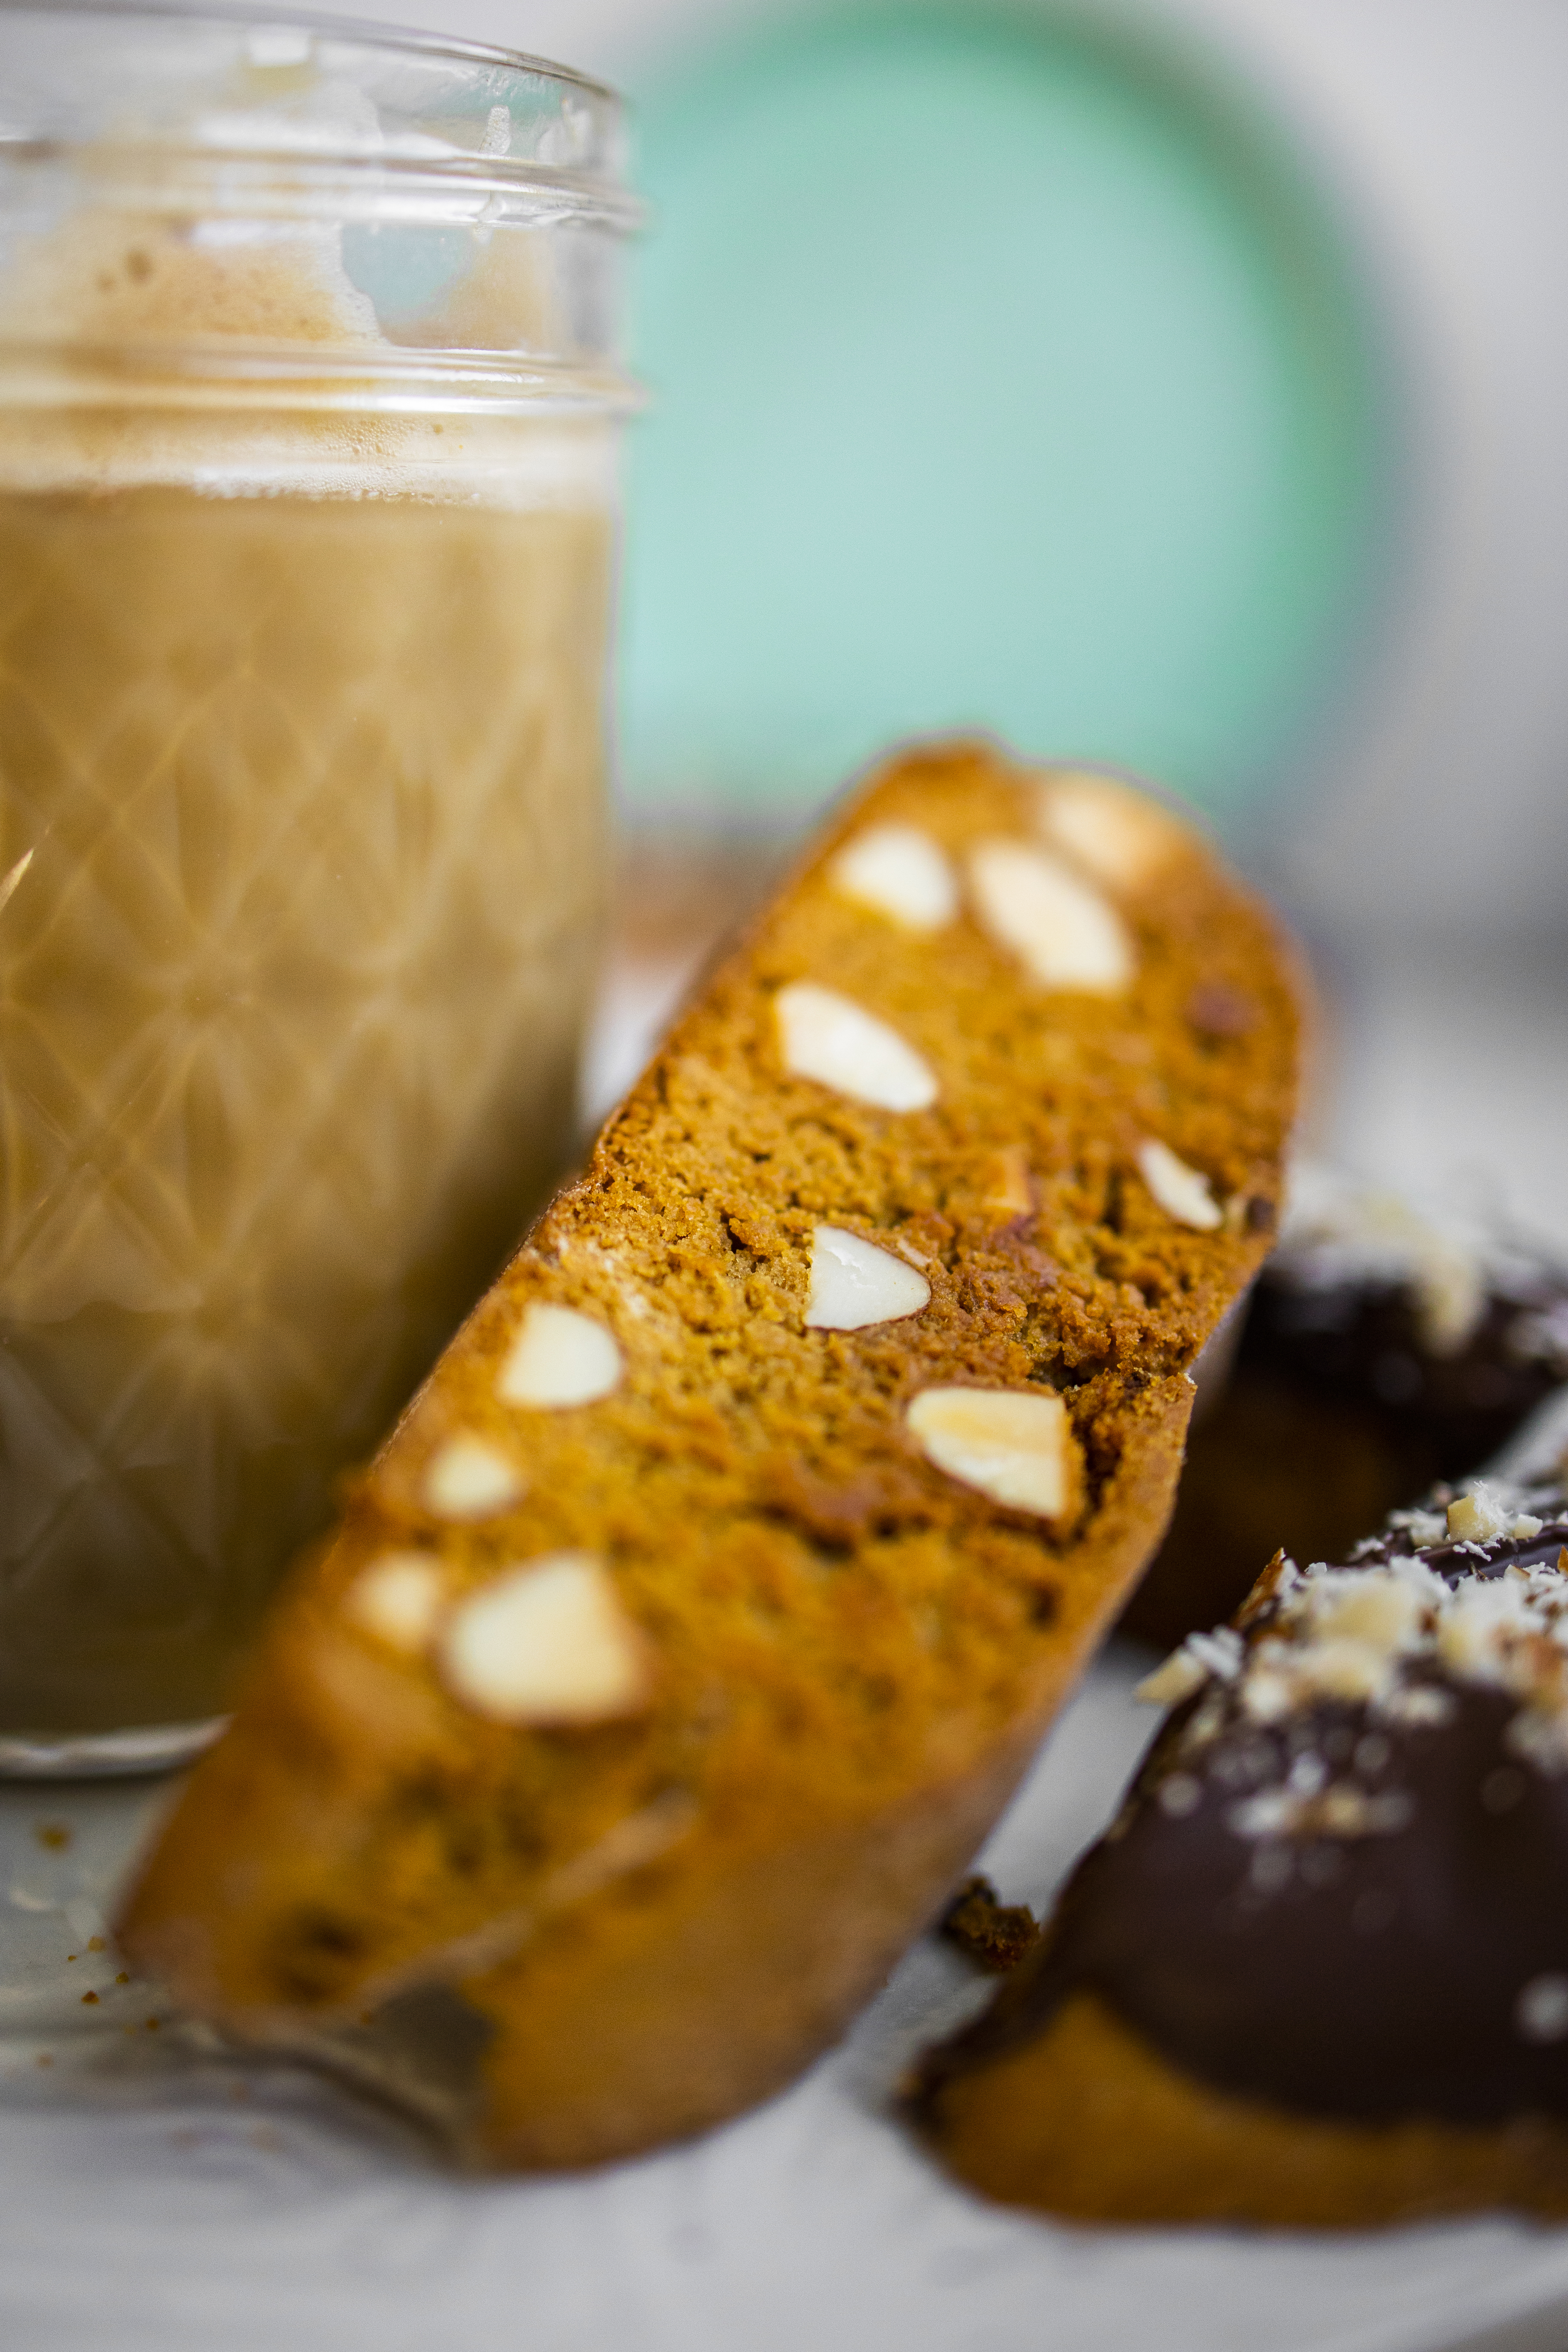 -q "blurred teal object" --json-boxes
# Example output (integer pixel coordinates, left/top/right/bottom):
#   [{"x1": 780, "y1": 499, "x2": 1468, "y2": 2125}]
[{"x1": 620, "y1": 3, "x2": 1391, "y2": 829}]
